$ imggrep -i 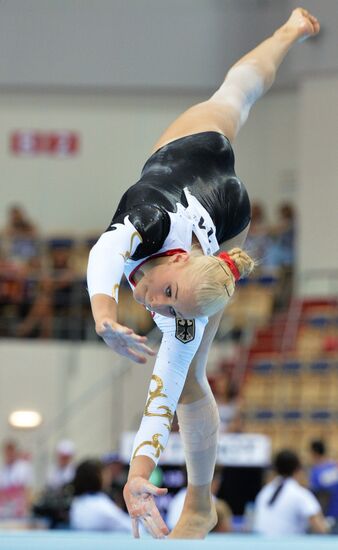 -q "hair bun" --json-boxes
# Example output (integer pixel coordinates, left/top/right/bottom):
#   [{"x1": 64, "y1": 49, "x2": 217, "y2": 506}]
[{"x1": 228, "y1": 247, "x2": 255, "y2": 278}]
